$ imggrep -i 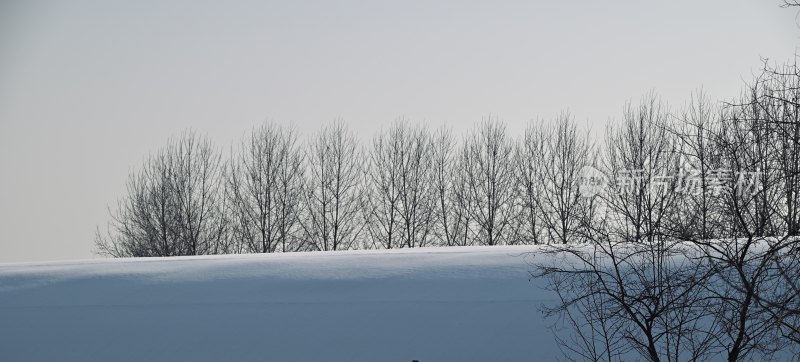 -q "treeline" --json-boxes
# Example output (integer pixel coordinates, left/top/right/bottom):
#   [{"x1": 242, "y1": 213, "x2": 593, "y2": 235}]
[{"x1": 96, "y1": 61, "x2": 800, "y2": 258}]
